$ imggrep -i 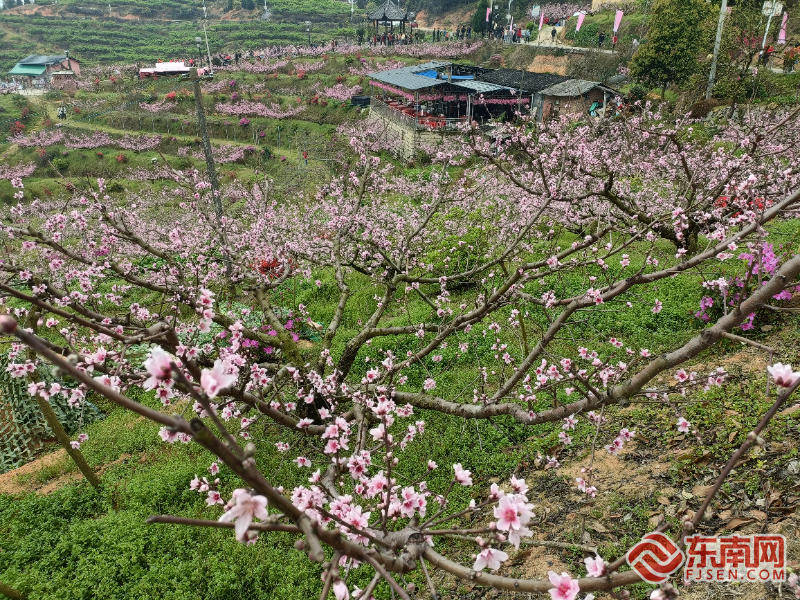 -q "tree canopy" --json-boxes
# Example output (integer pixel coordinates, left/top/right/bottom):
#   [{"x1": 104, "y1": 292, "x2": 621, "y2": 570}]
[{"x1": 630, "y1": 0, "x2": 713, "y2": 93}]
